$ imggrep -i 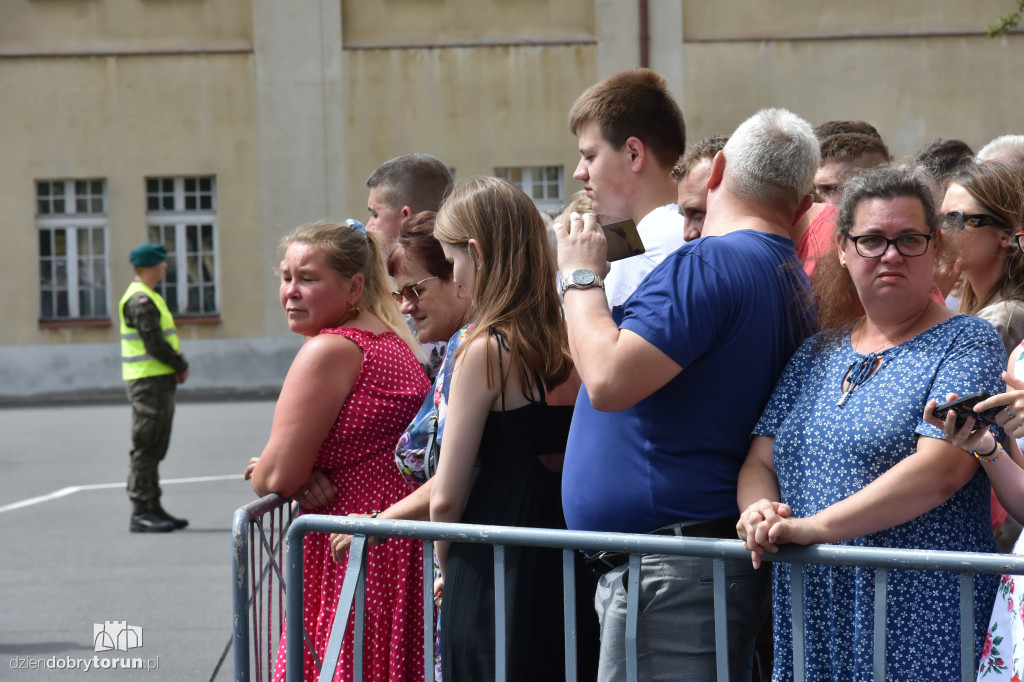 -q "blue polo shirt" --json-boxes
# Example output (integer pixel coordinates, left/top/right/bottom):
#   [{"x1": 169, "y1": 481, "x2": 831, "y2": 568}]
[{"x1": 562, "y1": 230, "x2": 815, "y2": 533}]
